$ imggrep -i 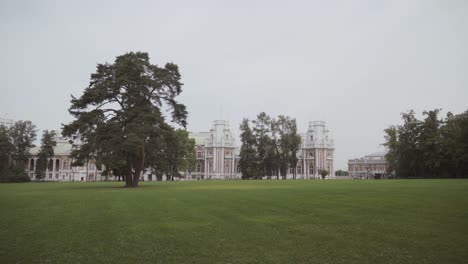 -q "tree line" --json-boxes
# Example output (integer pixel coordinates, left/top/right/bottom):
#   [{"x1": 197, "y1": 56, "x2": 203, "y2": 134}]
[
  {"x1": 239, "y1": 112, "x2": 302, "y2": 180},
  {"x1": 0, "y1": 121, "x2": 37, "y2": 182},
  {"x1": 0, "y1": 122, "x2": 65, "y2": 182},
  {"x1": 384, "y1": 109, "x2": 468, "y2": 178}
]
